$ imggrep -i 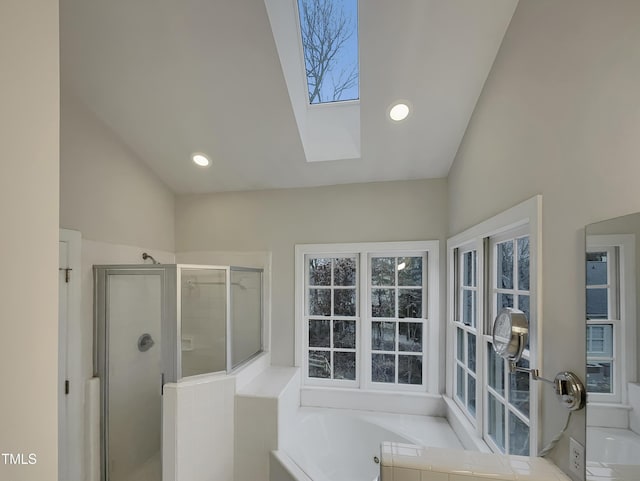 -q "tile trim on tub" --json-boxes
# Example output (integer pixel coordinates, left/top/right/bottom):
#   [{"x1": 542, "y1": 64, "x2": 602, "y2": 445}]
[{"x1": 380, "y1": 443, "x2": 571, "y2": 481}]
